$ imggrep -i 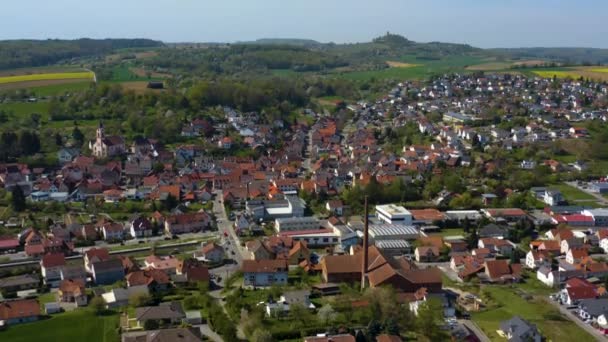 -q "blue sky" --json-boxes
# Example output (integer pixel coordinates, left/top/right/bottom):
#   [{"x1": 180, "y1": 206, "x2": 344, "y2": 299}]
[{"x1": 2, "y1": 0, "x2": 607, "y2": 48}]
